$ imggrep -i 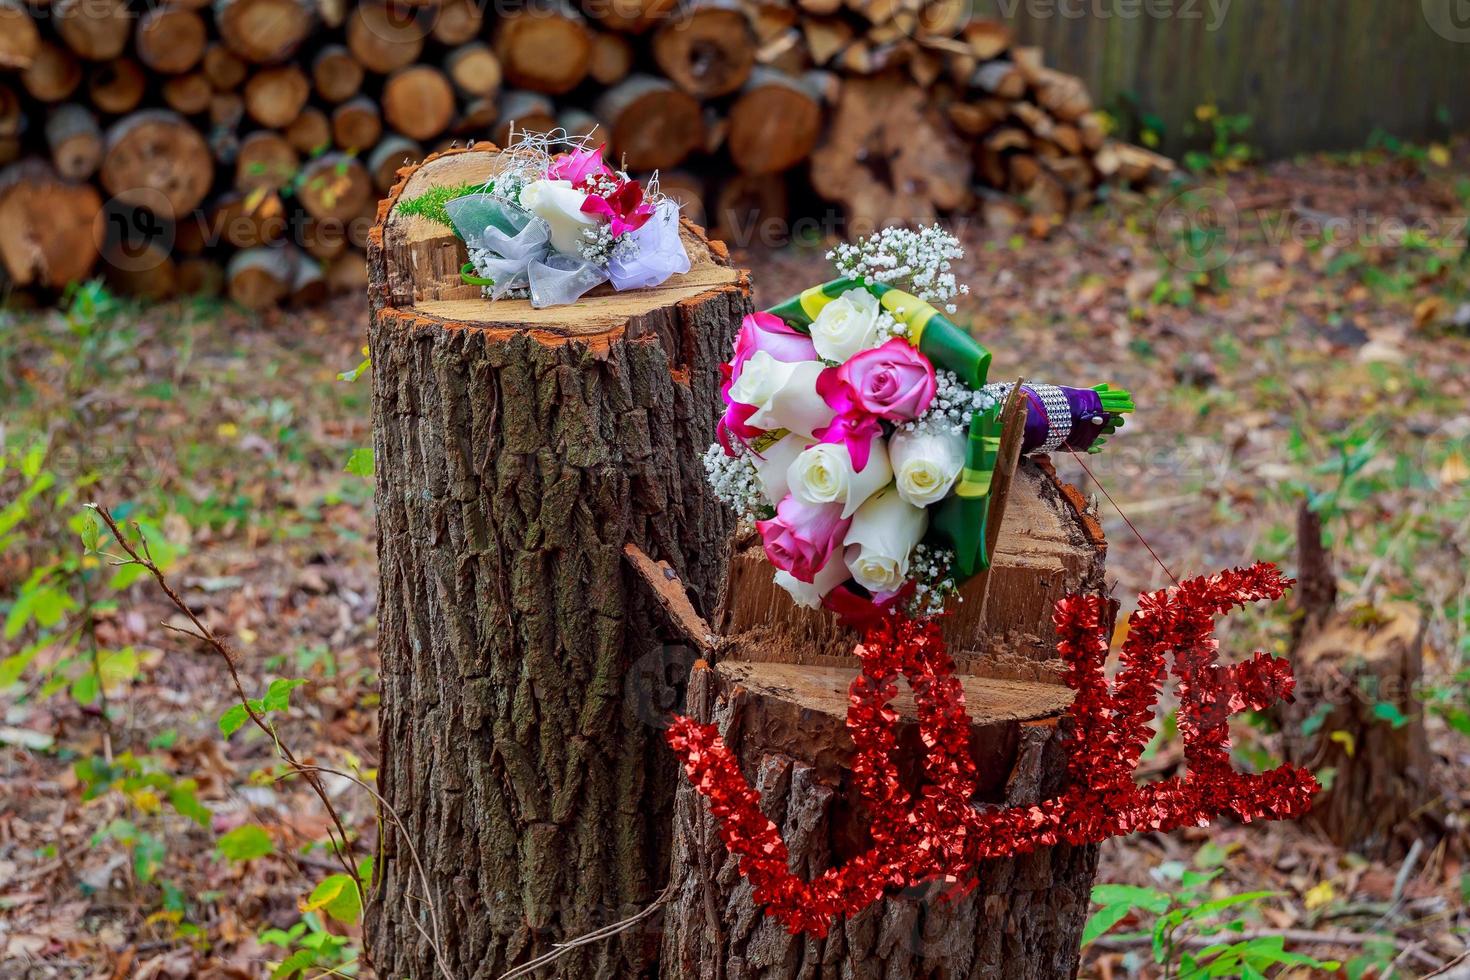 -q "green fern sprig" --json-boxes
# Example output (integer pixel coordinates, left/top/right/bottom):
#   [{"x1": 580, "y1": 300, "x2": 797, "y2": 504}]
[{"x1": 395, "y1": 181, "x2": 489, "y2": 232}]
